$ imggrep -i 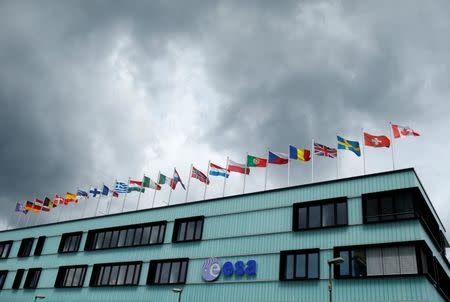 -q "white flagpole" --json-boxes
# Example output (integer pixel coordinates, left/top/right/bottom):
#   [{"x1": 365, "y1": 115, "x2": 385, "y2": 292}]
[
  {"x1": 136, "y1": 174, "x2": 145, "y2": 211},
  {"x1": 388, "y1": 122, "x2": 396, "y2": 170},
  {"x1": 203, "y1": 161, "x2": 210, "y2": 200},
  {"x1": 168, "y1": 170, "x2": 174, "y2": 205},
  {"x1": 25, "y1": 211, "x2": 31, "y2": 227},
  {"x1": 243, "y1": 152, "x2": 248, "y2": 194},
  {"x1": 335, "y1": 135, "x2": 339, "y2": 179},
  {"x1": 311, "y1": 139, "x2": 315, "y2": 182},
  {"x1": 185, "y1": 164, "x2": 193, "y2": 203},
  {"x1": 81, "y1": 186, "x2": 90, "y2": 219},
  {"x1": 362, "y1": 128, "x2": 366, "y2": 175},
  {"x1": 264, "y1": 149, "x2": 269, "y2": 190},
  {"x1": 152, "y1": 172, "x2": 160, "y2": 208},
  {"x1": 16, "y1": 212, "x2": 23, "y2": 228},
  {"x1": 121, "y1": 178, "x2": 130, "y2": 213},
  {"x1": 94, "y1": 184, "x2": 103, "y2": 217},
  {"x1": 57, "y1": 194, "x2": 64, "y2": 222},
  {"x1": 287, "y1": 146, "x2": 291, "y2": 186},
  {"x1": 106, "y1": 180, "x2": 116, "y2": 215},
  {"x1": 223, "y1": 157, "x2": 229, "y2": 197}
]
